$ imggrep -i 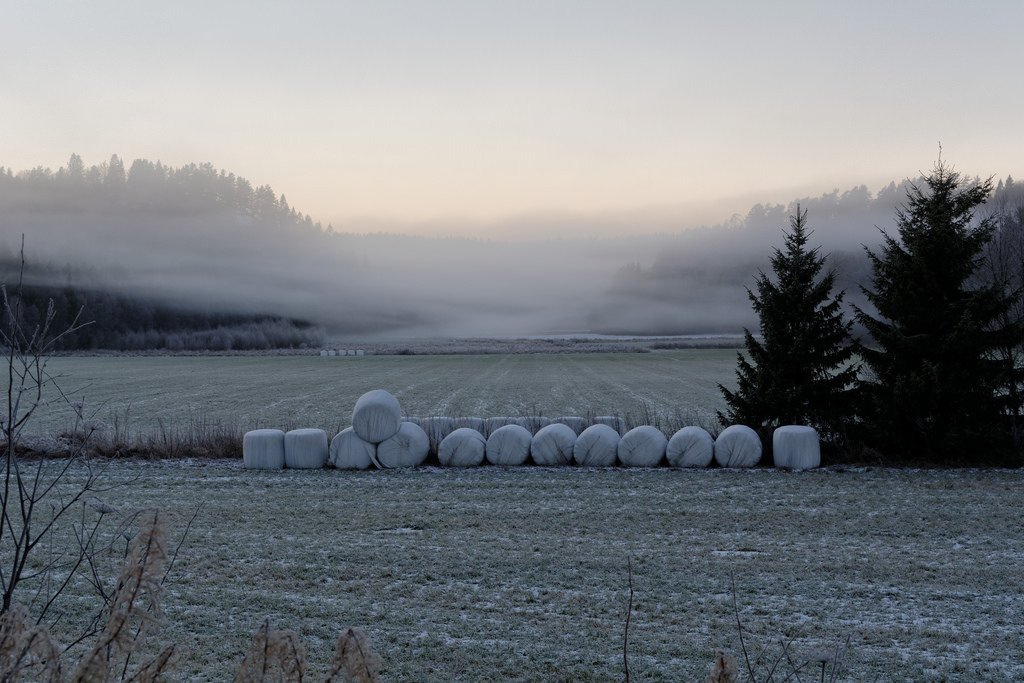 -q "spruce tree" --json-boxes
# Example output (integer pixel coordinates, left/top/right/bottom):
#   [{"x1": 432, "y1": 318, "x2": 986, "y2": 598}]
[
  {"x1": 856, "y1": 160, "x2": 1022, "y2": 464},
  {"x1": 719, "y1": 206, "x2": 858, "y2": 443}
]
